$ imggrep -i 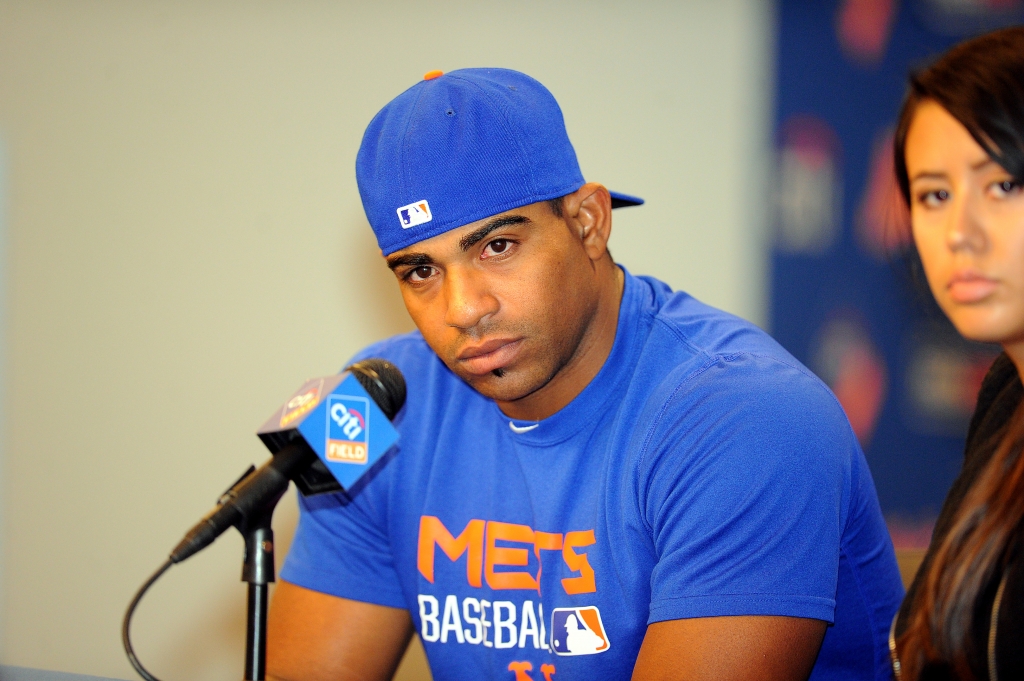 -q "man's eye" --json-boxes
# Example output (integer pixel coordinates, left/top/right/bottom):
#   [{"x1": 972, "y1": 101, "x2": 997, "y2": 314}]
[
  {"x1": 407, "y1": 266, "x2": 434, "y2": 282},
  {"x1": 485, "y1": 239, "x2": 510, "y2": 255}
]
